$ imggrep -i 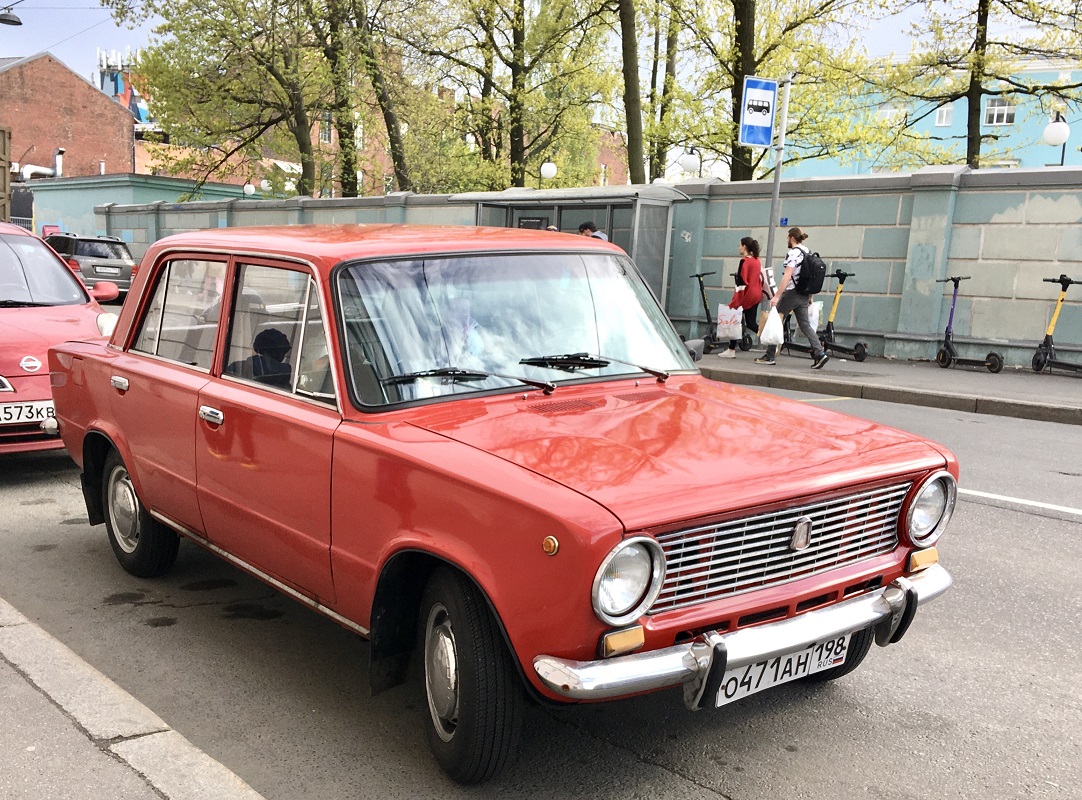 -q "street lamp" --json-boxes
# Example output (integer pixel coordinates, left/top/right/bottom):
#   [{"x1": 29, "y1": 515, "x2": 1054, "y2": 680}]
[
  {"x1": 679, "y1": 146, "x2": 702, "y2": 178},
  {"x1": 1043, "y1": 111, "x2": 1070, "y2": 166},
  {"x1": 0, "y1": 0, "x2": 26, "y2": 25},
  {"x1": 538, "y1": 159, "x2": 557, "y2": 188}
]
